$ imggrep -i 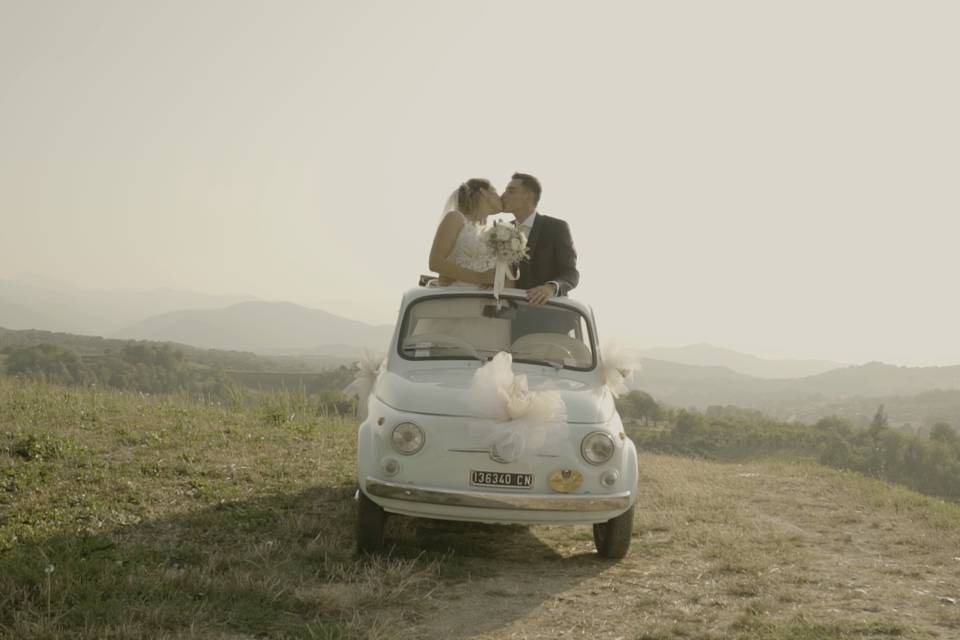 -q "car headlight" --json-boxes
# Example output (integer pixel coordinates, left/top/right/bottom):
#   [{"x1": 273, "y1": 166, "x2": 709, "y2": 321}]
[
  {"x1": 391, "y1": 422, "x2": 425, "y2": 455},
  {"x1": 581, "y1": 431, "x2": 615, "y2": 465}
]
